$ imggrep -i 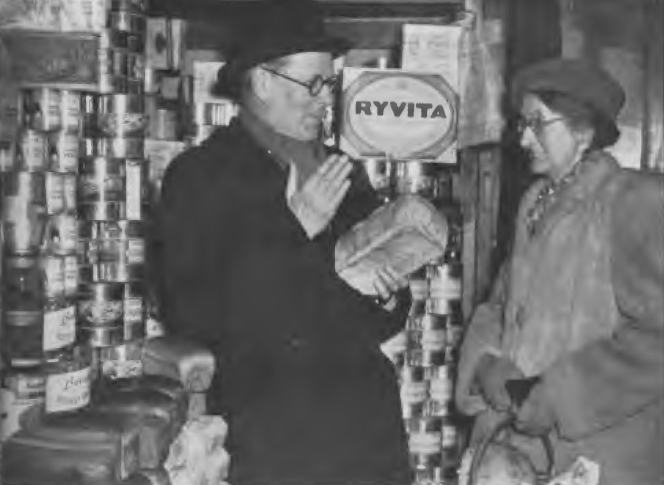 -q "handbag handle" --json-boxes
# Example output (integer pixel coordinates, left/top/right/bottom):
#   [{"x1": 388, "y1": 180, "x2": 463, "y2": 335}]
[{"x1": 467, "y1": 413, "x2": 554, "y2": 485}]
